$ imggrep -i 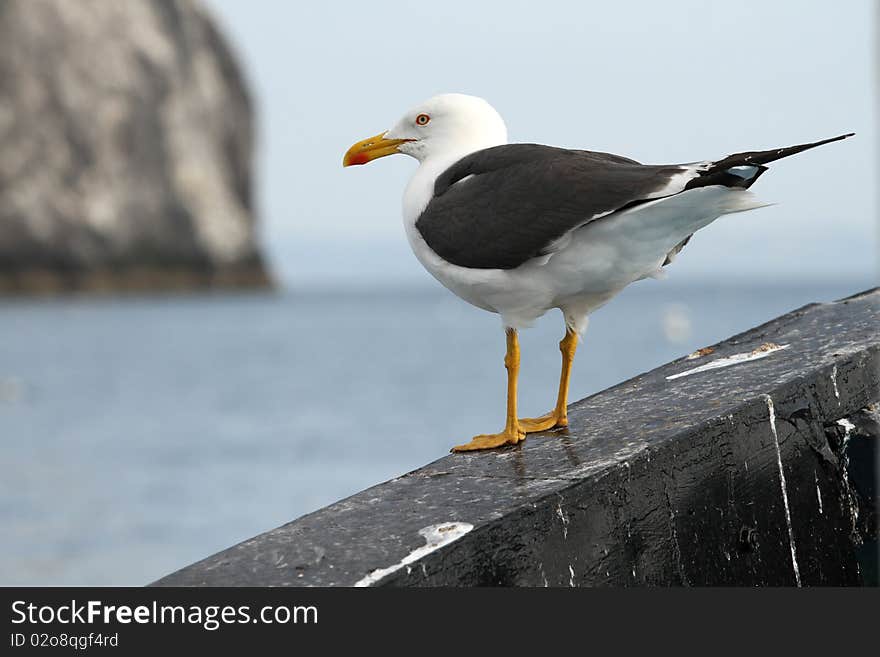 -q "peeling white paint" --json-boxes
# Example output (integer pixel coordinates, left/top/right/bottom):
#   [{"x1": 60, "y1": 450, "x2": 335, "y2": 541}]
[
  {"x1": 837, "y1": 418, "x2": 856, "y2": 432},
  {"x1": 556, "y1": 500, "x2": 570, "y2": 540},
  {"x1": 568, "y1": 565, "x2": 576, "y2": 587},
  {"x1": 814, "y1": 472, "x2": 824, "y2": 515},
  {"x1": 837, "y1": 420, "x2": 861, "y2": 531},
  {"x1": 837, "y1": 418, "x2": 856, "y2": 443},
  {"x1": 354, "y1": 522, "x2": 474, "y2": 587},
  {"x1": 666, "y1": 343, "x2": 789, "y2": 380},
  {"x1": 831, "y1": 365, "x2": 841, "y2": 403},
  {"x1": 764, "y1": 395, "x2": 802, "y2": 587}
]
